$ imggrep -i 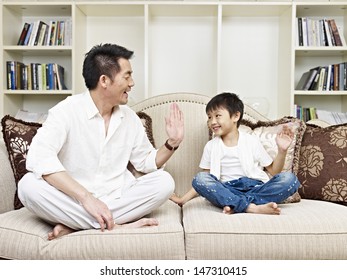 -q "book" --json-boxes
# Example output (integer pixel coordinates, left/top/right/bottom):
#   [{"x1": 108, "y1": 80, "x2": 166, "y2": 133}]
[
  {"x1": 329, "y1": 19, "x2": 343, "y2": 46},
  {"x1": 49, "y1": 21, "x2": 57, "y2": 46},
  {"x1": 317, "y1": 67, "x2": 326, "y2": 91},
  {"x1": 23, "y1": 23, "x2": 34, "y2": 46},
  {"x1": 33, "y1": 21, "x2": 48, "y2": 46},
  {"x1": 17, "y1": 23, "x2": 30, "y2": 45},
  {"x1": 64, "y1": 19, "x2": 72, "y2": 46},
  {"x1": 324, "y1": 65, "x2": 332, "y2": 91},
  {"x1": 306, "y1": 18, "x2": 319, "y2": 46},
  {"x1": 28, "y1": 20, "x2": 40, "y2": 46},
  {"x1": 37, "y1": 23, "x2": 48, "y2": 46},
  {"x1": 333, "y1": 63, "x2": 339, "y2": 90},
  {"x1": 309, "y1": 67, "x2": 321, "y2": 90},
  {"x1": 318, "y1": 19, "x2": 326, "y2": 46},
  {"x1": 295, "y1": 68, "x2": 318, "y2": 90},
  {"x1": 56, "y1": 64, "x2": 67, "y2": 90},
  {"x1": 327, "y1": 20, "x2": 336, "y2": 46},
  {"x1": 6, "y1": 61, "x2": 15, "y2": 90},
  {"x1": 297, "y1": 18, "x2": 303, "y2": 46},
  {"x1": 302, "y1": 17, "x2": 308, "y2": 46},
  {"x1": 56, "y1": 21, "x2": 65, "y2": 45},
  {"x1": 323, "y1": 18, "x2": 333, "y2": 46}
]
